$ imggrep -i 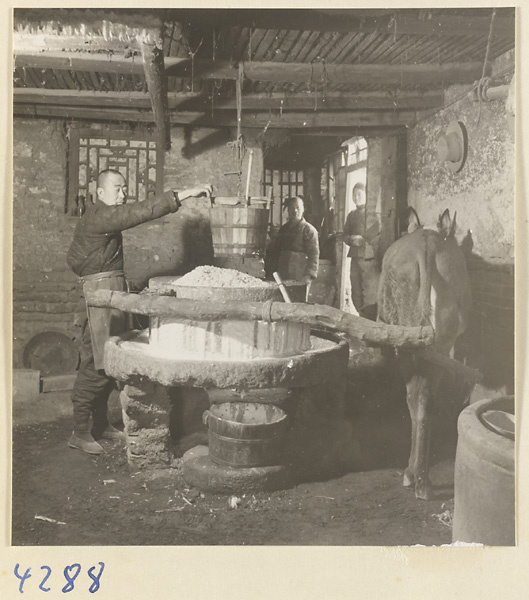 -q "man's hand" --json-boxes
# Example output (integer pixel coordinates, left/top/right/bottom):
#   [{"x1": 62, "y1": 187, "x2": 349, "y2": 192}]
[
  {"x1": 351, "y1": 235, "x2": 364, "y2": 247},
  {"x1": 176, "y1": 184, "x2": 213, "y2": 201}
]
